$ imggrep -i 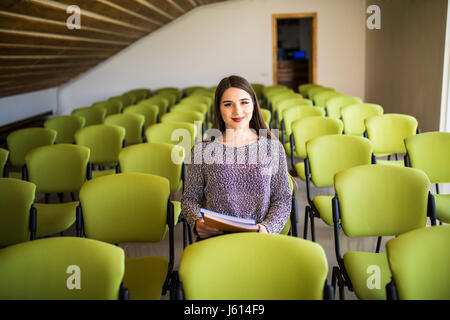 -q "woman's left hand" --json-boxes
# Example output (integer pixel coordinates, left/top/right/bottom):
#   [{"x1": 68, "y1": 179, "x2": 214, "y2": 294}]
[{"x1": 257, "y1": 224, "x2": 268, "y2": 233}]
